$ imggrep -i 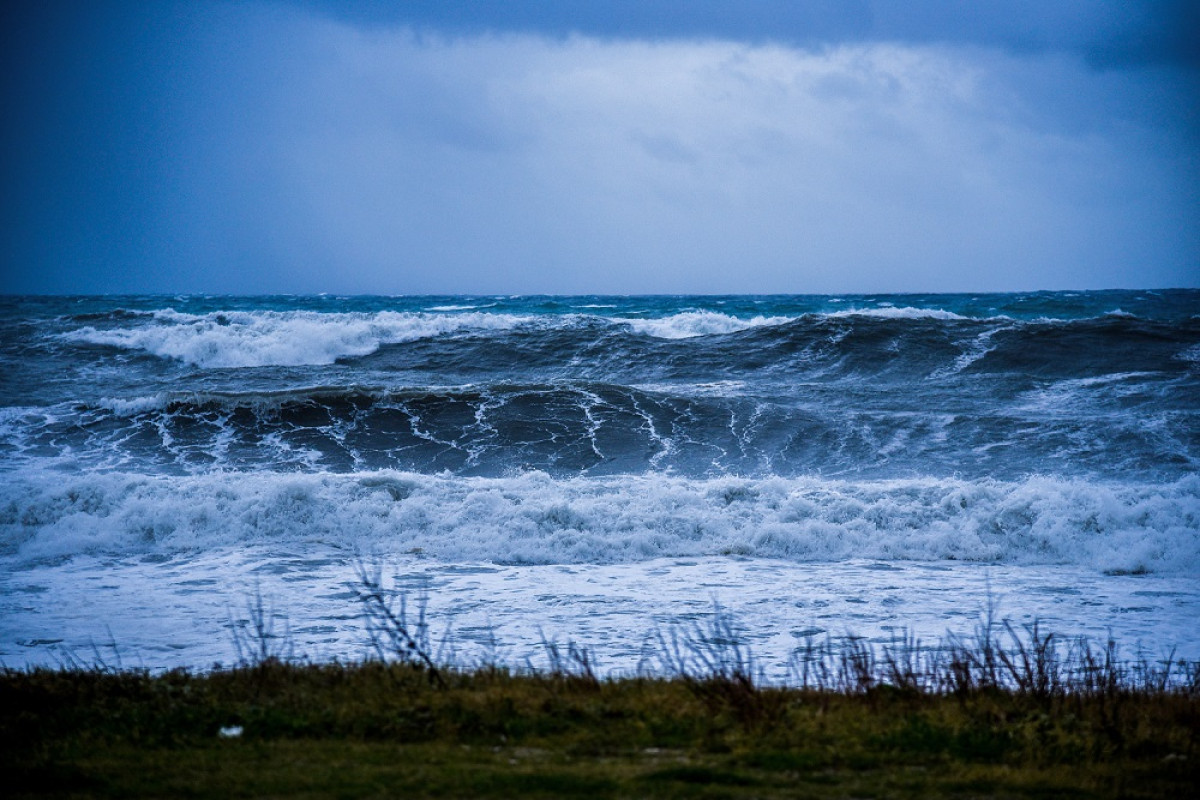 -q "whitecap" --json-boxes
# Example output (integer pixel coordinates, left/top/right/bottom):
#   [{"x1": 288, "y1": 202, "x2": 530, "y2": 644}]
[
  {"x1": 826, "y1": 306, "x2": 970, "y2": 321},
  {"x1": 619, "y1": 311, "x2": 792, "y2": 339},
  {"x1": 59, "y1": 310, "x2": 538, "y2": 368}
]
